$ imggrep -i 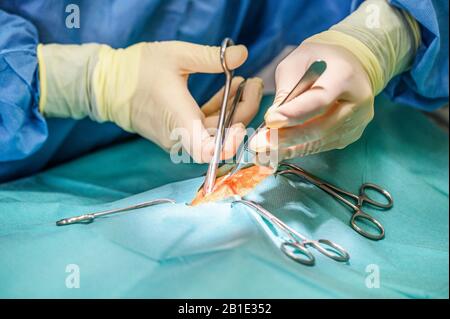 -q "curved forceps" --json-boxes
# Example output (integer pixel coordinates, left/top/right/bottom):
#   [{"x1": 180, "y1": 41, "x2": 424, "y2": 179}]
[
  {"x1": 232, "y1": 199, "x2": 350, "y2": 266},
  {"x1": 202, "y1": 38, "x2": 246, "y2": 195},
  {"x1": 277, "y1": 163, "x2": 394, "y2": 240}
]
